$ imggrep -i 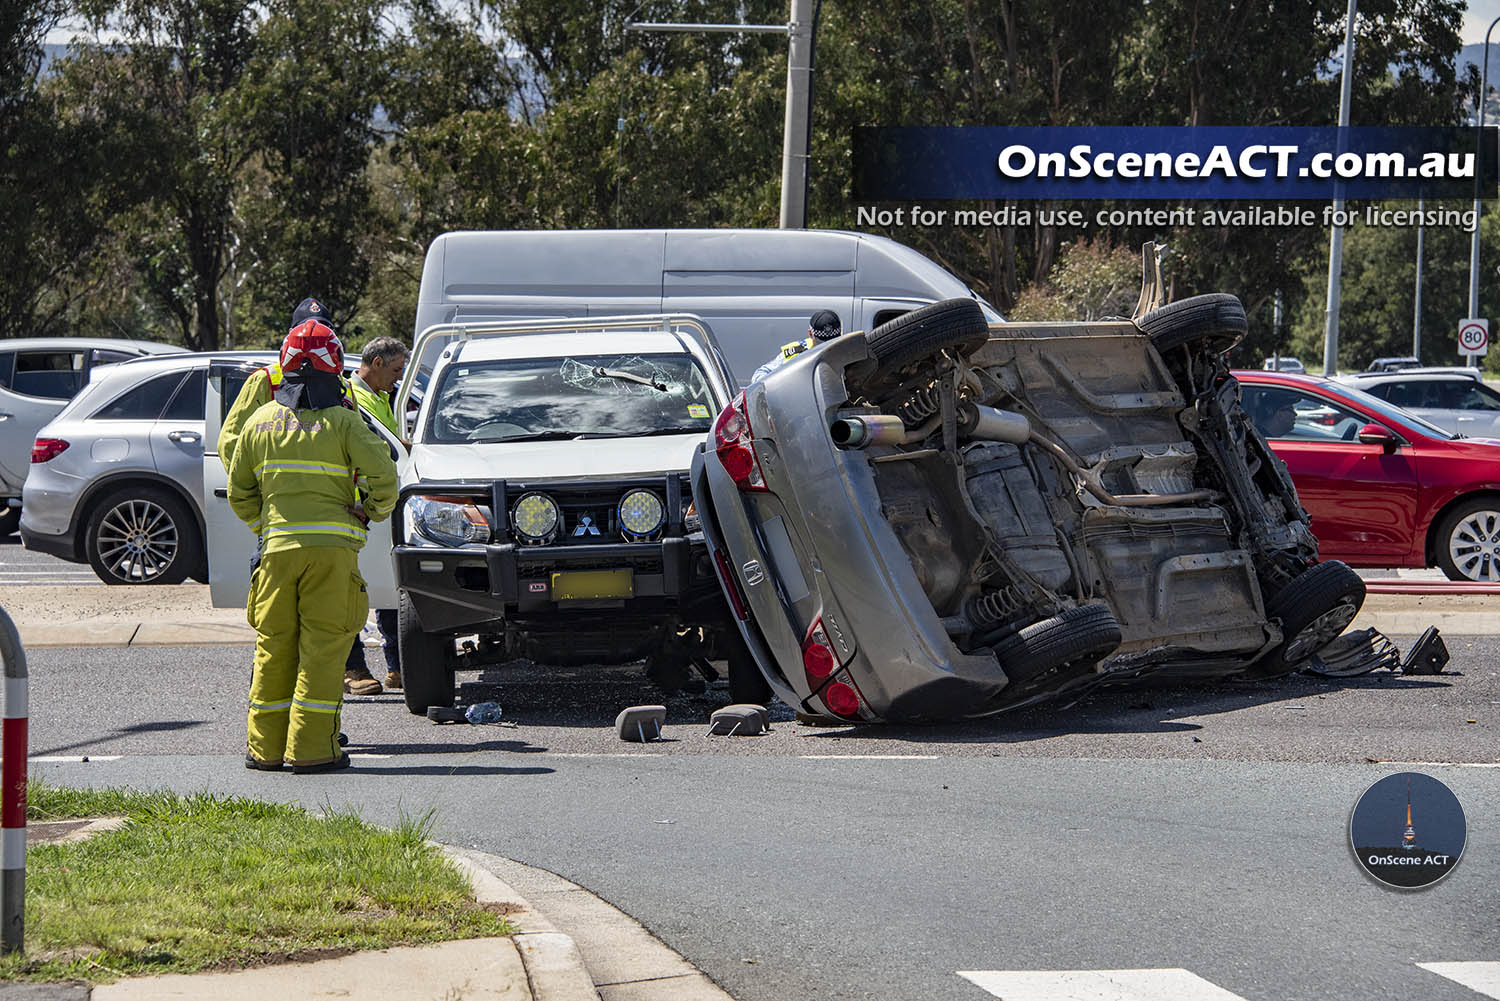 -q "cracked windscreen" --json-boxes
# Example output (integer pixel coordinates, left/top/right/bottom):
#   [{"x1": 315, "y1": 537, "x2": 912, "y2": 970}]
[{"x1": 428, "y1": 353, "x2": 717, "y2": 443}]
